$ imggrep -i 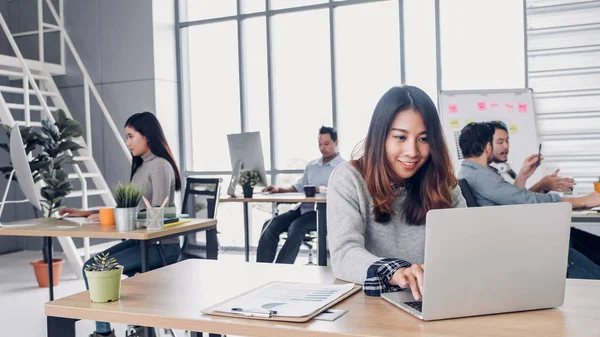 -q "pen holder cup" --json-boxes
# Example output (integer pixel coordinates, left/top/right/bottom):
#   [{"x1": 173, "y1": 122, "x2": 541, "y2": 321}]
[{"x1": 146, "y1": 207, "x2": 164, "y2": 231}]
